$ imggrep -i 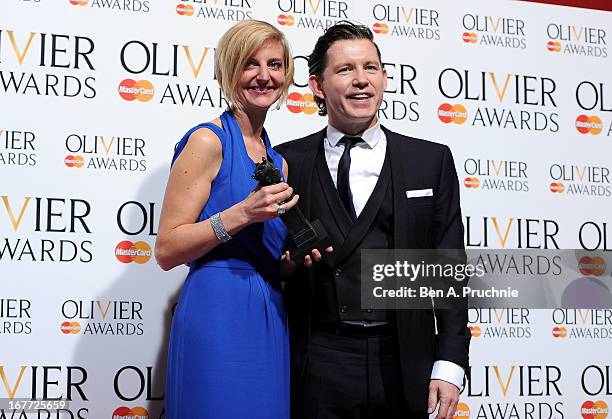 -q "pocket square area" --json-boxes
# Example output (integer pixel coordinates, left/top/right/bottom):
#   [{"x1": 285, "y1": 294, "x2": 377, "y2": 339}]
[{"x1": 406, "y1": 188, "x2": 433, "y2": 198}]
